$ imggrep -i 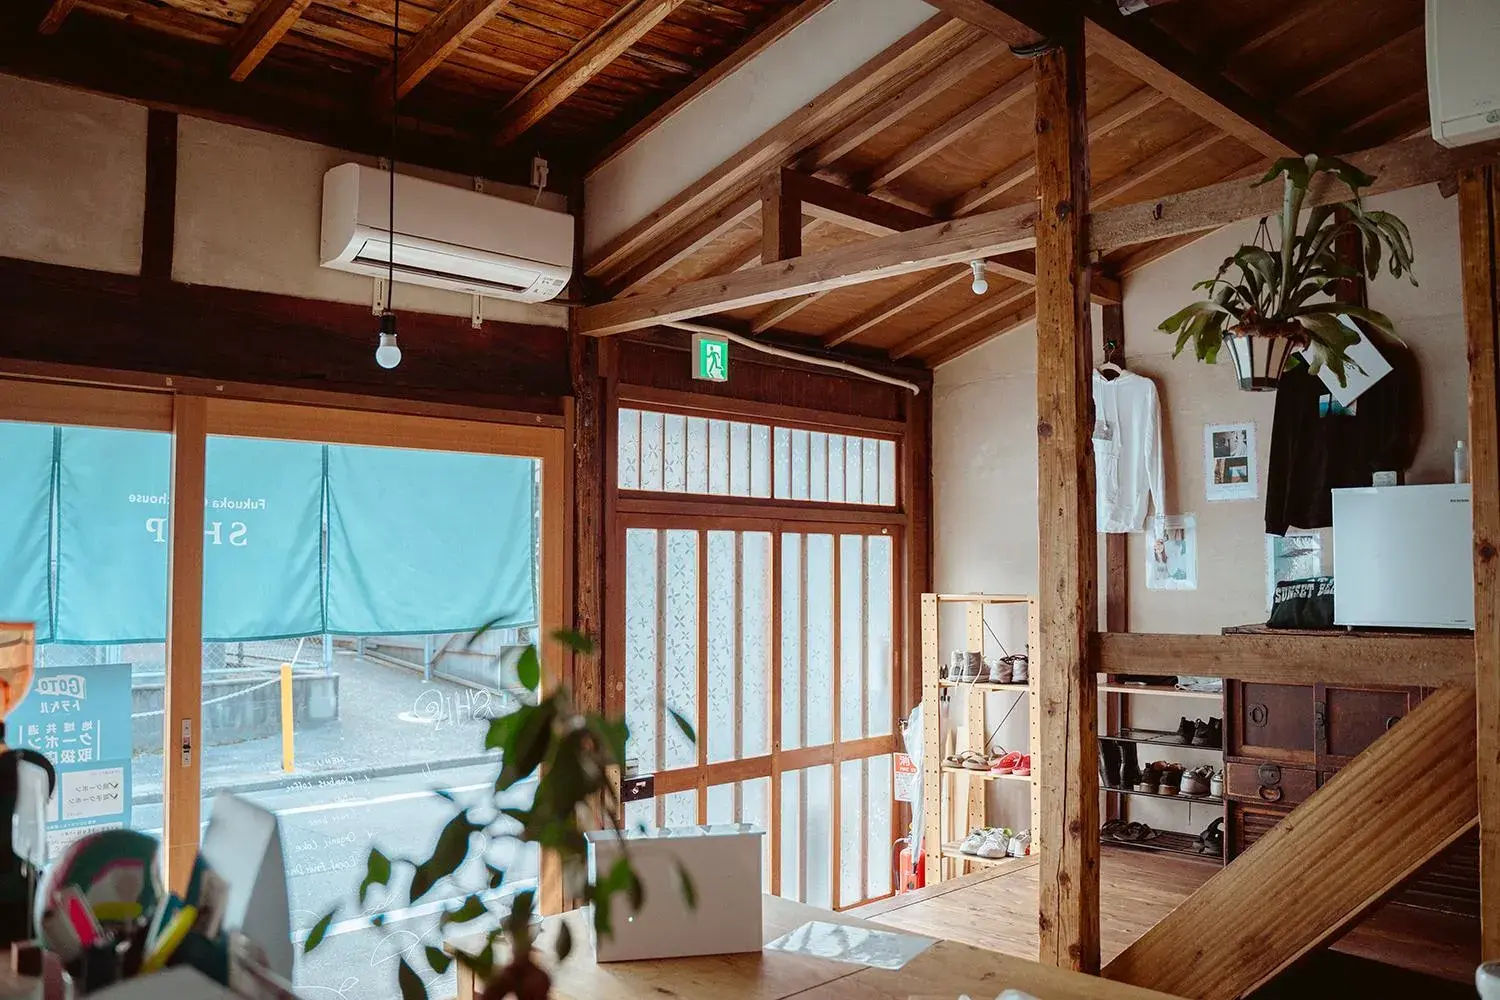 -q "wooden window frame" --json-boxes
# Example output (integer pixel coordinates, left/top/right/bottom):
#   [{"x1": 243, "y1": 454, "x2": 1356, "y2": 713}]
[{"x1": 0, "y1": 379, "x2": 572, "y2": 910}]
